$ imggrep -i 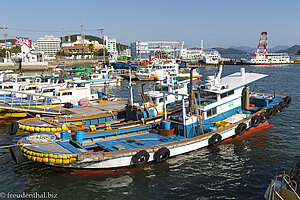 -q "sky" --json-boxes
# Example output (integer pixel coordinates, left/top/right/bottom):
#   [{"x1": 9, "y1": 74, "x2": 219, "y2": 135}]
[{"x1": 1, "y1": 0, "x2": 299, "y2": 48}]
